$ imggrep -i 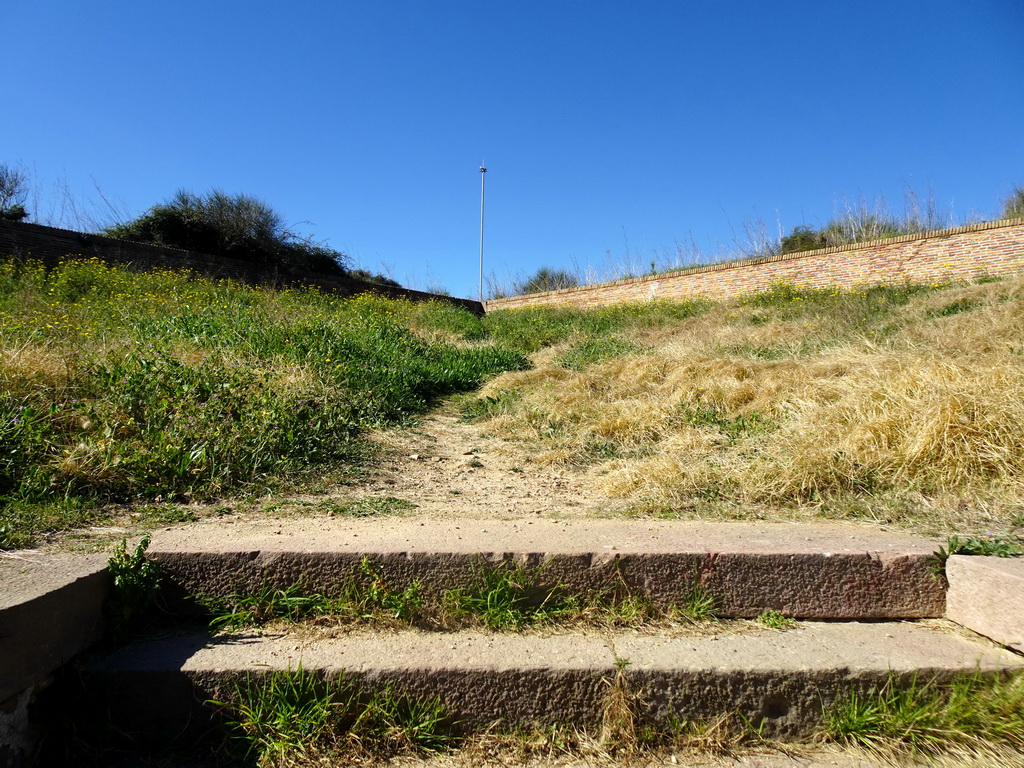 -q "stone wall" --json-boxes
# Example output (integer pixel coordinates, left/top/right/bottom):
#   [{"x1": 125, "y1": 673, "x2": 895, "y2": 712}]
[
  {"x1": 486, "y1": 218, "x2": 1024, "y2": 311},
  {"x1": 0, "y1": 220, "x2": 484, "y2": 315}
]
